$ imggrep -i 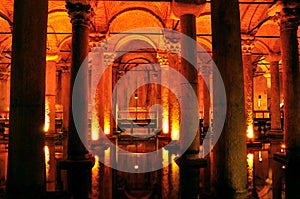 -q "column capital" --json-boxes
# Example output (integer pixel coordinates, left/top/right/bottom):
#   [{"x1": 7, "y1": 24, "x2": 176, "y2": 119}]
[
  {"x1": 241, "y1": 35, "x2": 255, "y2": 55},
  {"x1": 65, "y1": 1, "x2": 92, "y2": 27},
  {"x1": 46, "y1": 50, "x2": 60, "y2": 62},
  {"x1": 0, "y1": 66, "x2": 9, "y2": 81},
  {"x1": 268, "y1": 1, "x2": 300, "y2": 30},
  {"x1": 171, "y1": 0, "x2": 206, "y2": 19},
  {"x1": 266, "y1": 51, "x2": 281, "y2": 62},
  {"x1": 157, "y1": 51, "x2": 169, "y2": 65},
  {"x1": 162, "y1": 29, "x2": 181, "y2": 53},
  {"x1": 103, "y1": 53, "x2": 116, "y2": 67}
]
